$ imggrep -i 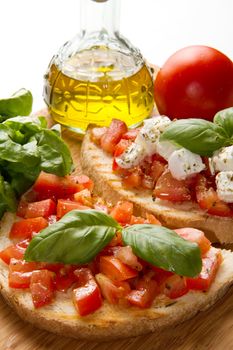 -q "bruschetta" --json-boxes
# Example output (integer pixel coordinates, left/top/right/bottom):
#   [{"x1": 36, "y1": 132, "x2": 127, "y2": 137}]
[
  {"x1": 0, "y1": 172, "x2": 233, "y2": 340},
  {"x1": 80, "y1": 111, "x2": 233, "y2": 243}
]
